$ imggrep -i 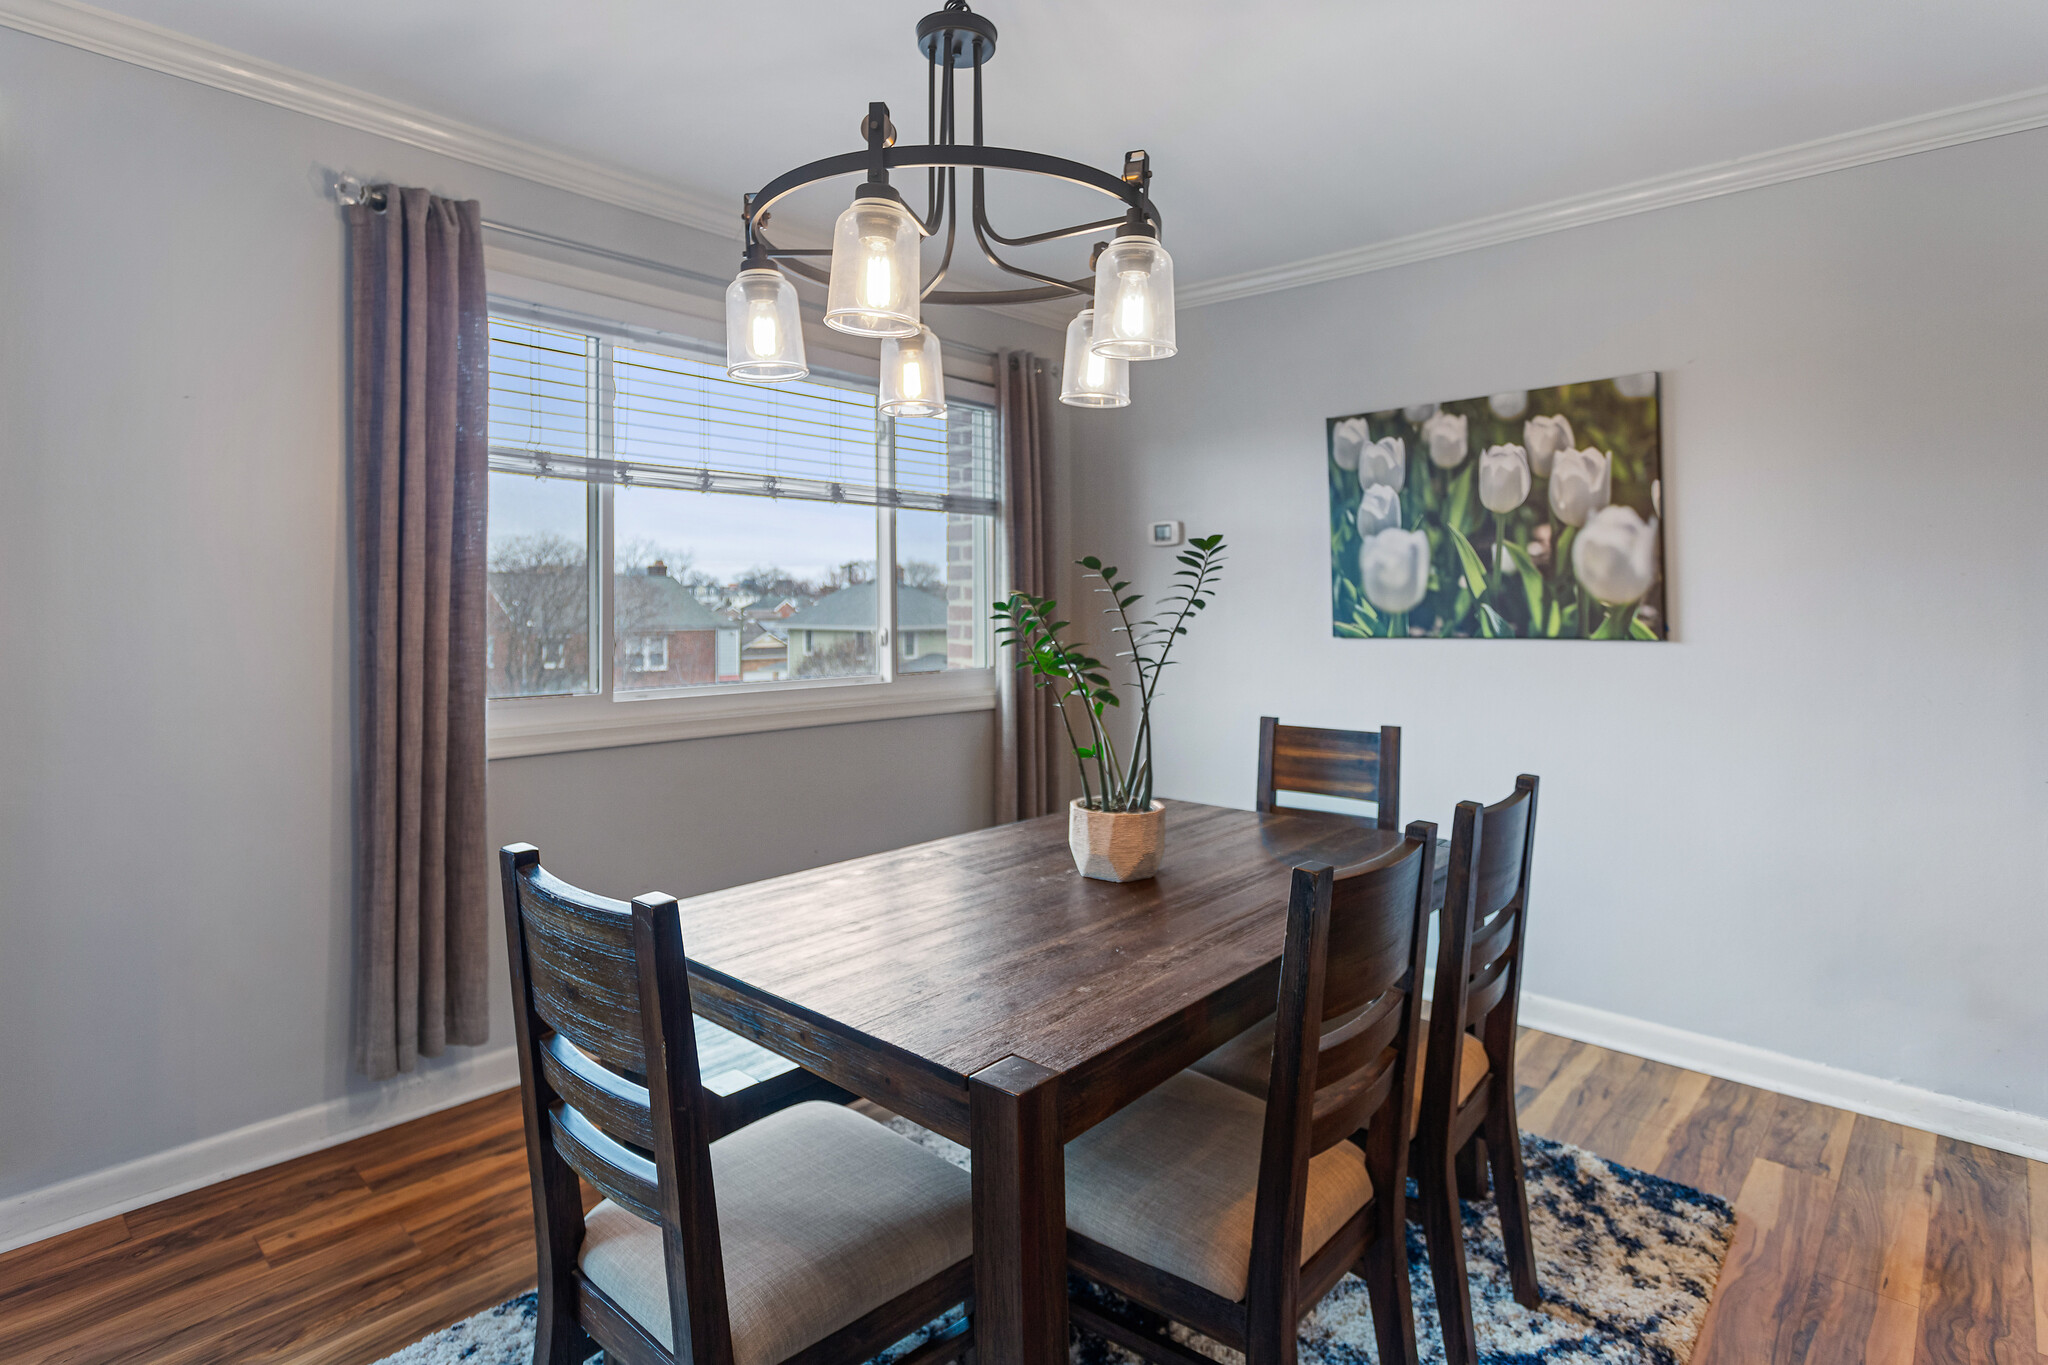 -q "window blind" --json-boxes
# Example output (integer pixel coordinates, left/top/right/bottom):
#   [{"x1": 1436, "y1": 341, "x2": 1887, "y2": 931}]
[{"x1": 488, "y1": 317, "x2": 999, "y2": 516}]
